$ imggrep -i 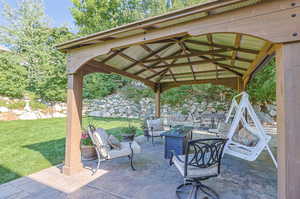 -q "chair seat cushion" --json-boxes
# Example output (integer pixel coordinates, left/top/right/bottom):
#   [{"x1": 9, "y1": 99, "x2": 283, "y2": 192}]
[
  {"x1": 149, "y1": 130, "x2": 165, "y2": 137},
  {"x1": 173, "y1": 154, "x2": 218, "y2": 178},
  {"x1": 107, "y1": 135, "x2": 121, "y2": 150},
  {"x1": 107, "y1": 141, "x2": 141, "y2": 159},
  {"x1": 93, "y1": 128, "x2": 111, "y2": 158},
  {"x1": 232, "y1": 127, "x2": 259, "y2": 147},
  {"x1": 148, "y1": 119, "x2": 164, "y2": 131}
]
